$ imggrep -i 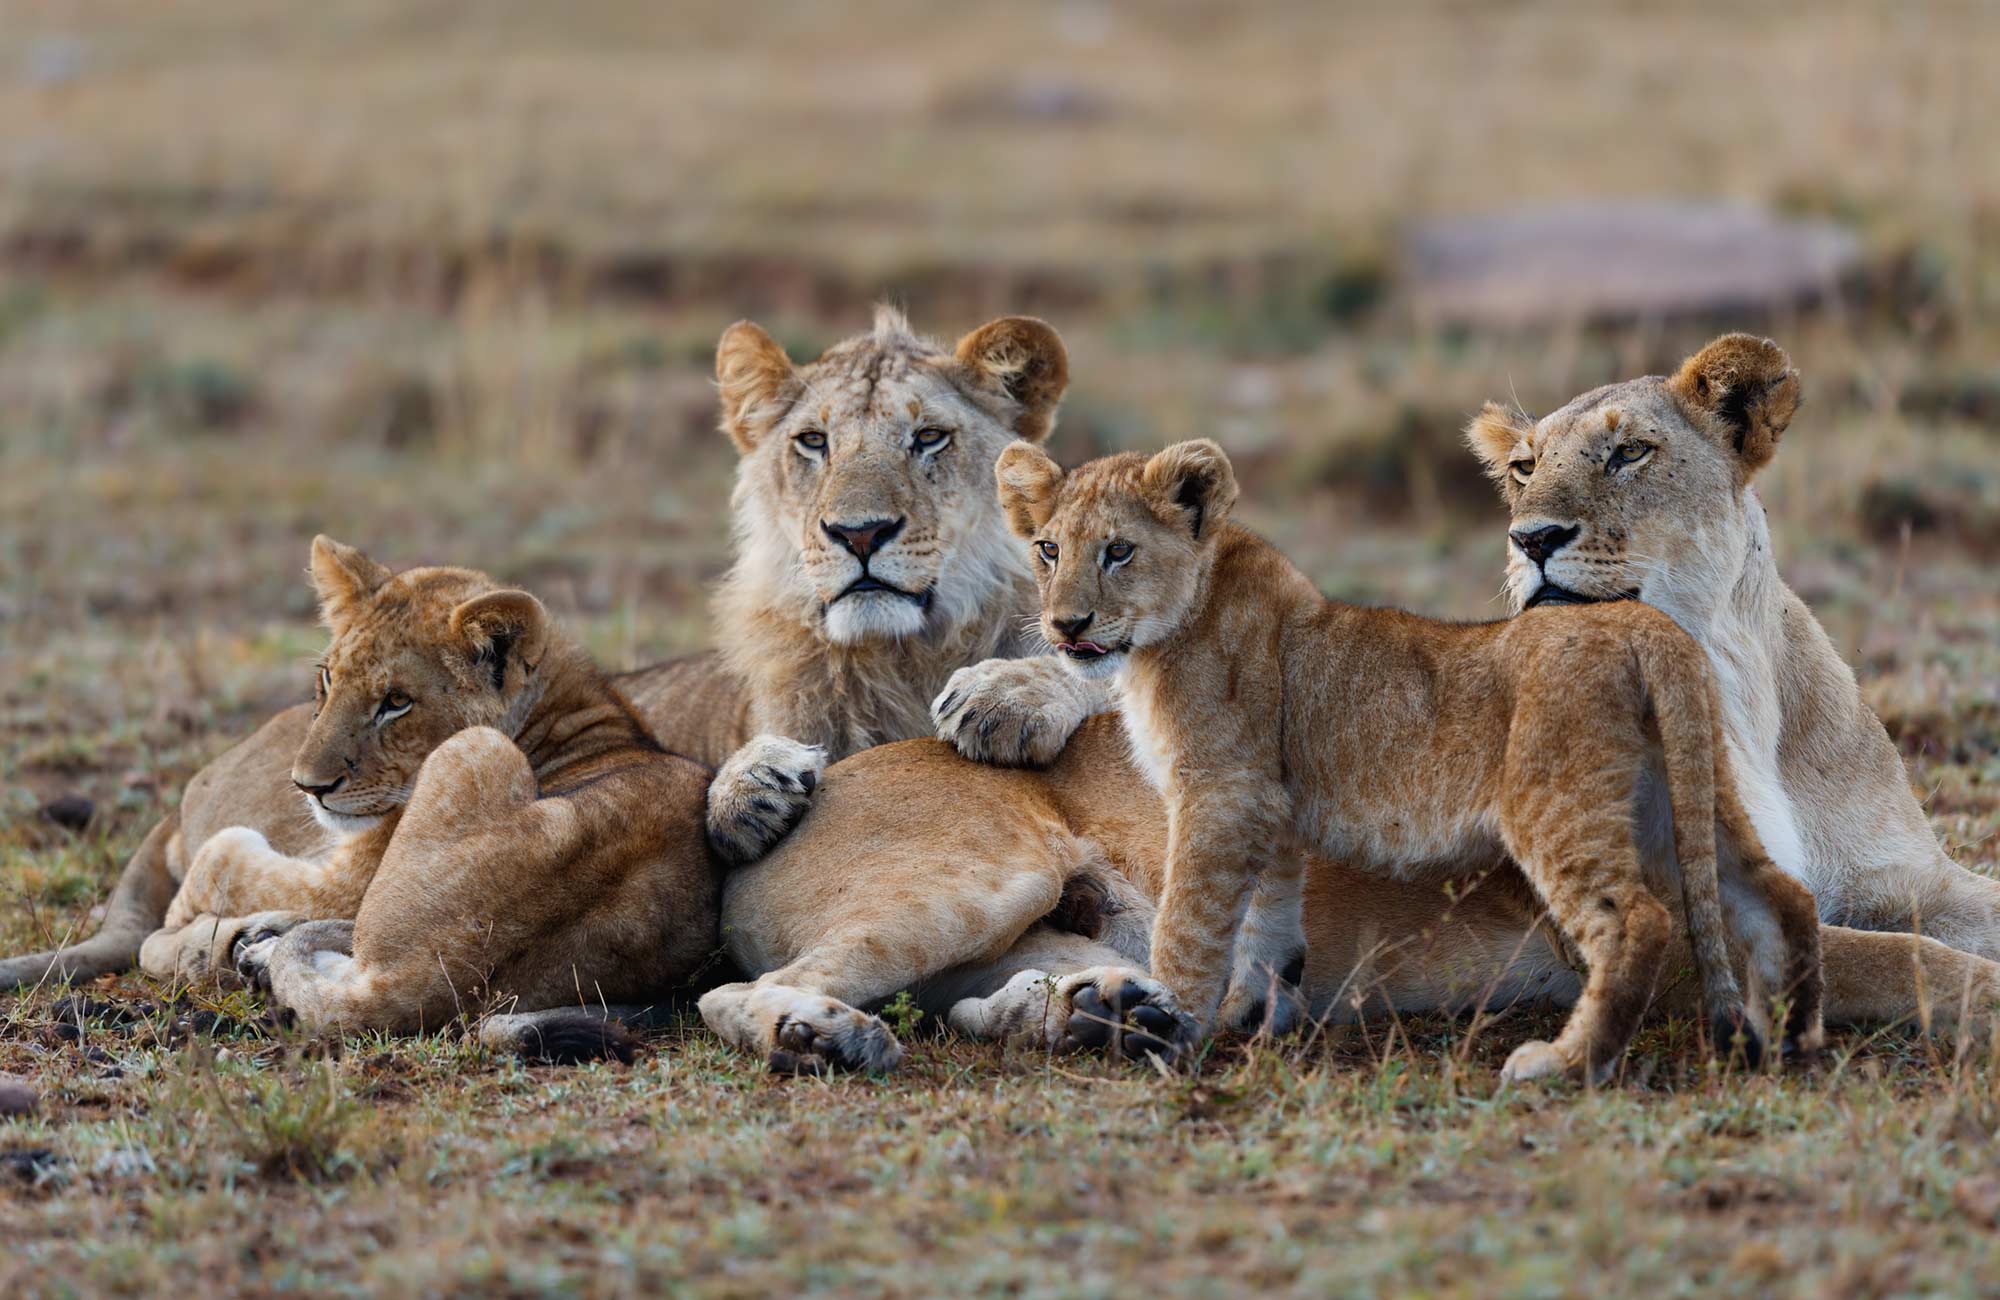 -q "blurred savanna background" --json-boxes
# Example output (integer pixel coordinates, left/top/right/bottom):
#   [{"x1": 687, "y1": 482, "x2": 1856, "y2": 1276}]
[{"x1": 3, "y1": 3, "x2": 1999, "y2": 1294}]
